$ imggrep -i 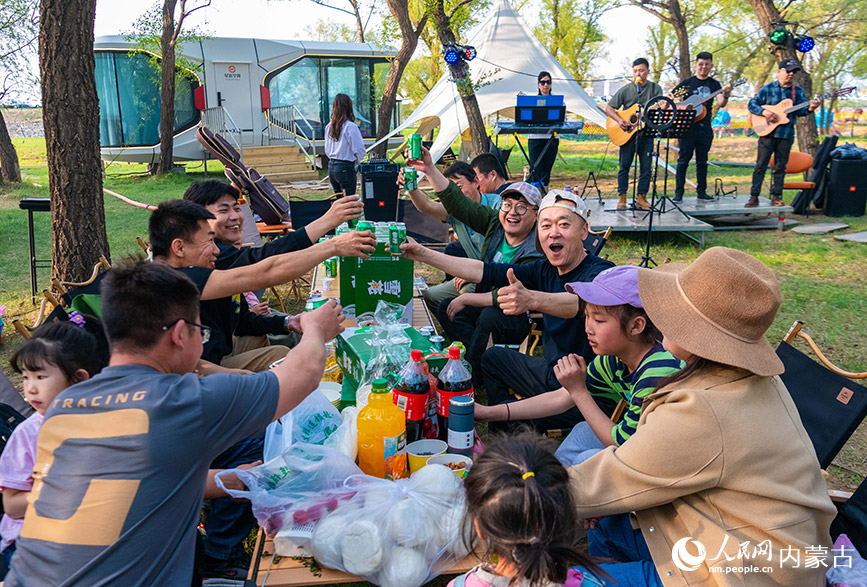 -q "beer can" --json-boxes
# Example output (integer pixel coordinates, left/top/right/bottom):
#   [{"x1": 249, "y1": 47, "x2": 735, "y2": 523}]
[
  {"x1": 305, "y1": 294, "x2": 328, "y2": 312},
  {"x1": 404, "y1": 167, "x2": 418, "y2": 191},
  {"x1": 356, "y1": 220, "x2": 373, "y2": 233},
  {"x1": 336, "y1": 223, "x2": 352, "y2": 235},
  {"x1": 410, "y1": 134, "x2": 422, "y2": 159},
  {"x1": 429, "y1": 335, "x2": 446, "y2": 350},
  {"x1": 347, "y1": 217, "x2": 359, "y2": 229},
  {"x1": 389, "y1": 222, "x2": 406, "y2": 255},
  {"x1": 325, "y1": 257, "x2": 338, "y2": 277}
]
